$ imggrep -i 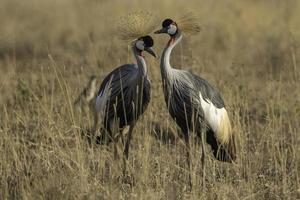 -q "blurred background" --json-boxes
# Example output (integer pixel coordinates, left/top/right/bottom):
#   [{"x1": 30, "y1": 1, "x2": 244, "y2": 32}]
[
  {"x1": 1, "y1": 0, "x2": 300, "y2": 103},
  {"x1": 1, "y1": 0, "x2": 300, "y2": 199}
]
